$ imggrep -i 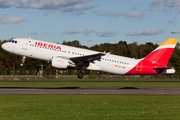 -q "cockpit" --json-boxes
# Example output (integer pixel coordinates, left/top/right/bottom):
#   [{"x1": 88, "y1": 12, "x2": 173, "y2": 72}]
[{"x1": 10, "y1": 40, "x2": 17, "y2": 44}]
